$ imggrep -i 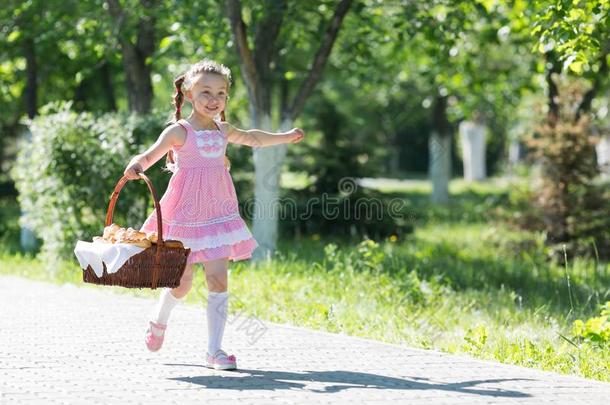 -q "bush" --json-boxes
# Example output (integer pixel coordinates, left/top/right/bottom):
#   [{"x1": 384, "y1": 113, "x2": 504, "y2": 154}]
[
  {"x1": 11, "y1": 102, "x2": 170, "y2": 262},
  {"x1": 277, "y1": 187, "x2": 414, "y2": 242},
  {"x1": 522, "y1": 79, "x2": 610, "y2": 260}
]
